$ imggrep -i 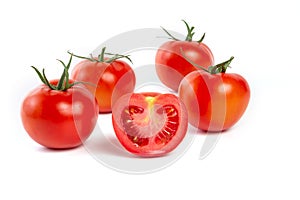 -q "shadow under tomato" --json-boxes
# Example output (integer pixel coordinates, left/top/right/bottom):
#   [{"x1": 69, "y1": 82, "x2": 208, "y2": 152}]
[
  {"x1": 35, "y1": 144, "x2": 86, "y2": 154},
  {"x1": 84, "y1": 133, "x2": 133, "y2": 158},
  {"x1": 187, "y1": 124, "x2": 231, "y2": 135}
]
